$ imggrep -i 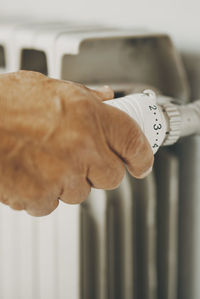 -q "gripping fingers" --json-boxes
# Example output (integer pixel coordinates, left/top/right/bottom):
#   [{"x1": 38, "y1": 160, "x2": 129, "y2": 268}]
[
  {"x1": 87, "y1": 150, "x2": 125, "y2": 189},
  {"x1": 60, "y1": 175, "x2": 91, "y2": 204},
  {"x1": 26, "y1": 199, "x2": 59, "y2": 217}
]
